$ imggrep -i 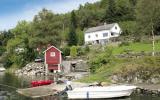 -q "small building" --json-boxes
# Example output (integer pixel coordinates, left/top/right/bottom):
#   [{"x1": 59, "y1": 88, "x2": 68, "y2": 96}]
[
  {"x1": 84, "y1": 23, "x2": 122, "y2": 45},
  {"x1": 44, "y1": 46, "x2": 62, "y2": 74}
]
